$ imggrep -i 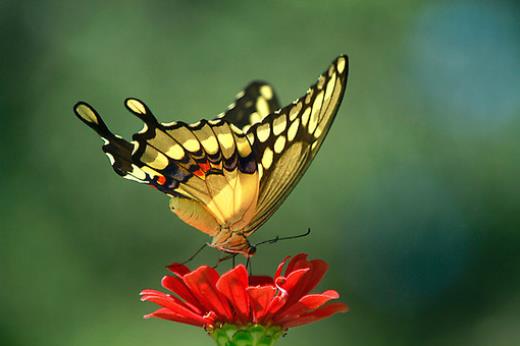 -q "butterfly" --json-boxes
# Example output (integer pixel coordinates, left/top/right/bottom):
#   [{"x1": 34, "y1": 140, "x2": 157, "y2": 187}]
[{"x1": 74, "y1": 55, "x2": 349, "y2": 257}]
